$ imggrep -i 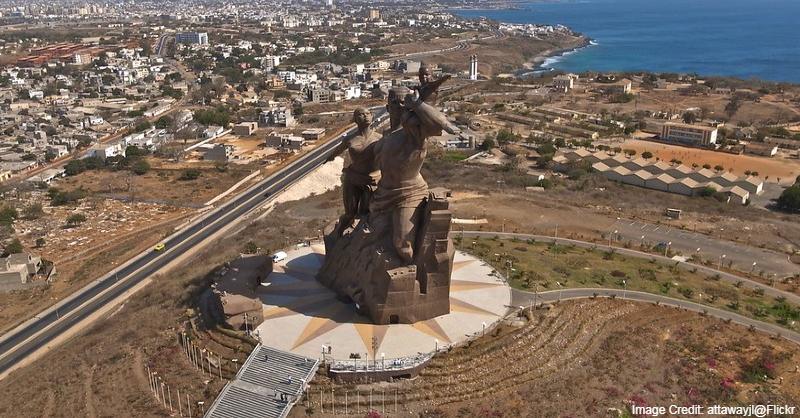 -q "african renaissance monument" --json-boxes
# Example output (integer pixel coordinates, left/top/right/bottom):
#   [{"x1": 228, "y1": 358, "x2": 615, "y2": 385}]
[{"x1": 317, "y1": 73, "x2": 459, "y2": 325}]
